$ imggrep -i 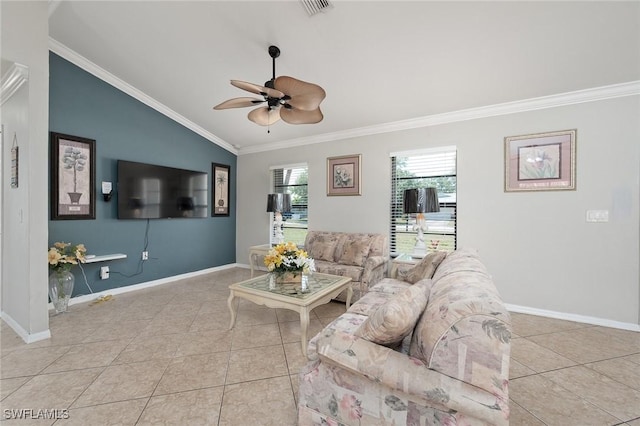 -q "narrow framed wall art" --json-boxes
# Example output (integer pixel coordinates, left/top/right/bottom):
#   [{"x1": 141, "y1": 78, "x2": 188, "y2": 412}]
[{"x1": 212, "y1": 163, "x2": 230, "y2": 216}]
